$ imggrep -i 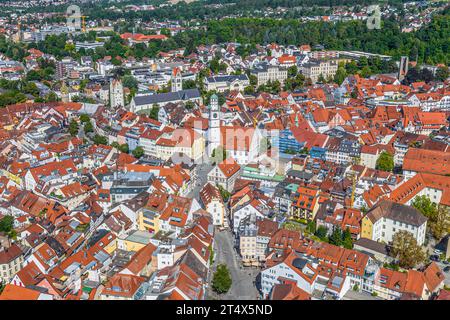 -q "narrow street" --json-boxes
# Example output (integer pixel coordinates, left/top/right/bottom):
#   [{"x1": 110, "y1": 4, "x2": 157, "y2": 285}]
[
  {"x1": 207, "y1": 229, "x2": 260, "y2": 300},
  {"x1": 188, "y1": 162, "x2": 213, "y2": 199}
]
